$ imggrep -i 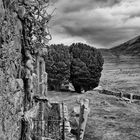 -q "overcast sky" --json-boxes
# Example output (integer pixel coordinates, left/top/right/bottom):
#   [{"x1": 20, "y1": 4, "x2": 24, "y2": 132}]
[{"x1": 49, "y1": 0, "x2": 140, "y2": 48}]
